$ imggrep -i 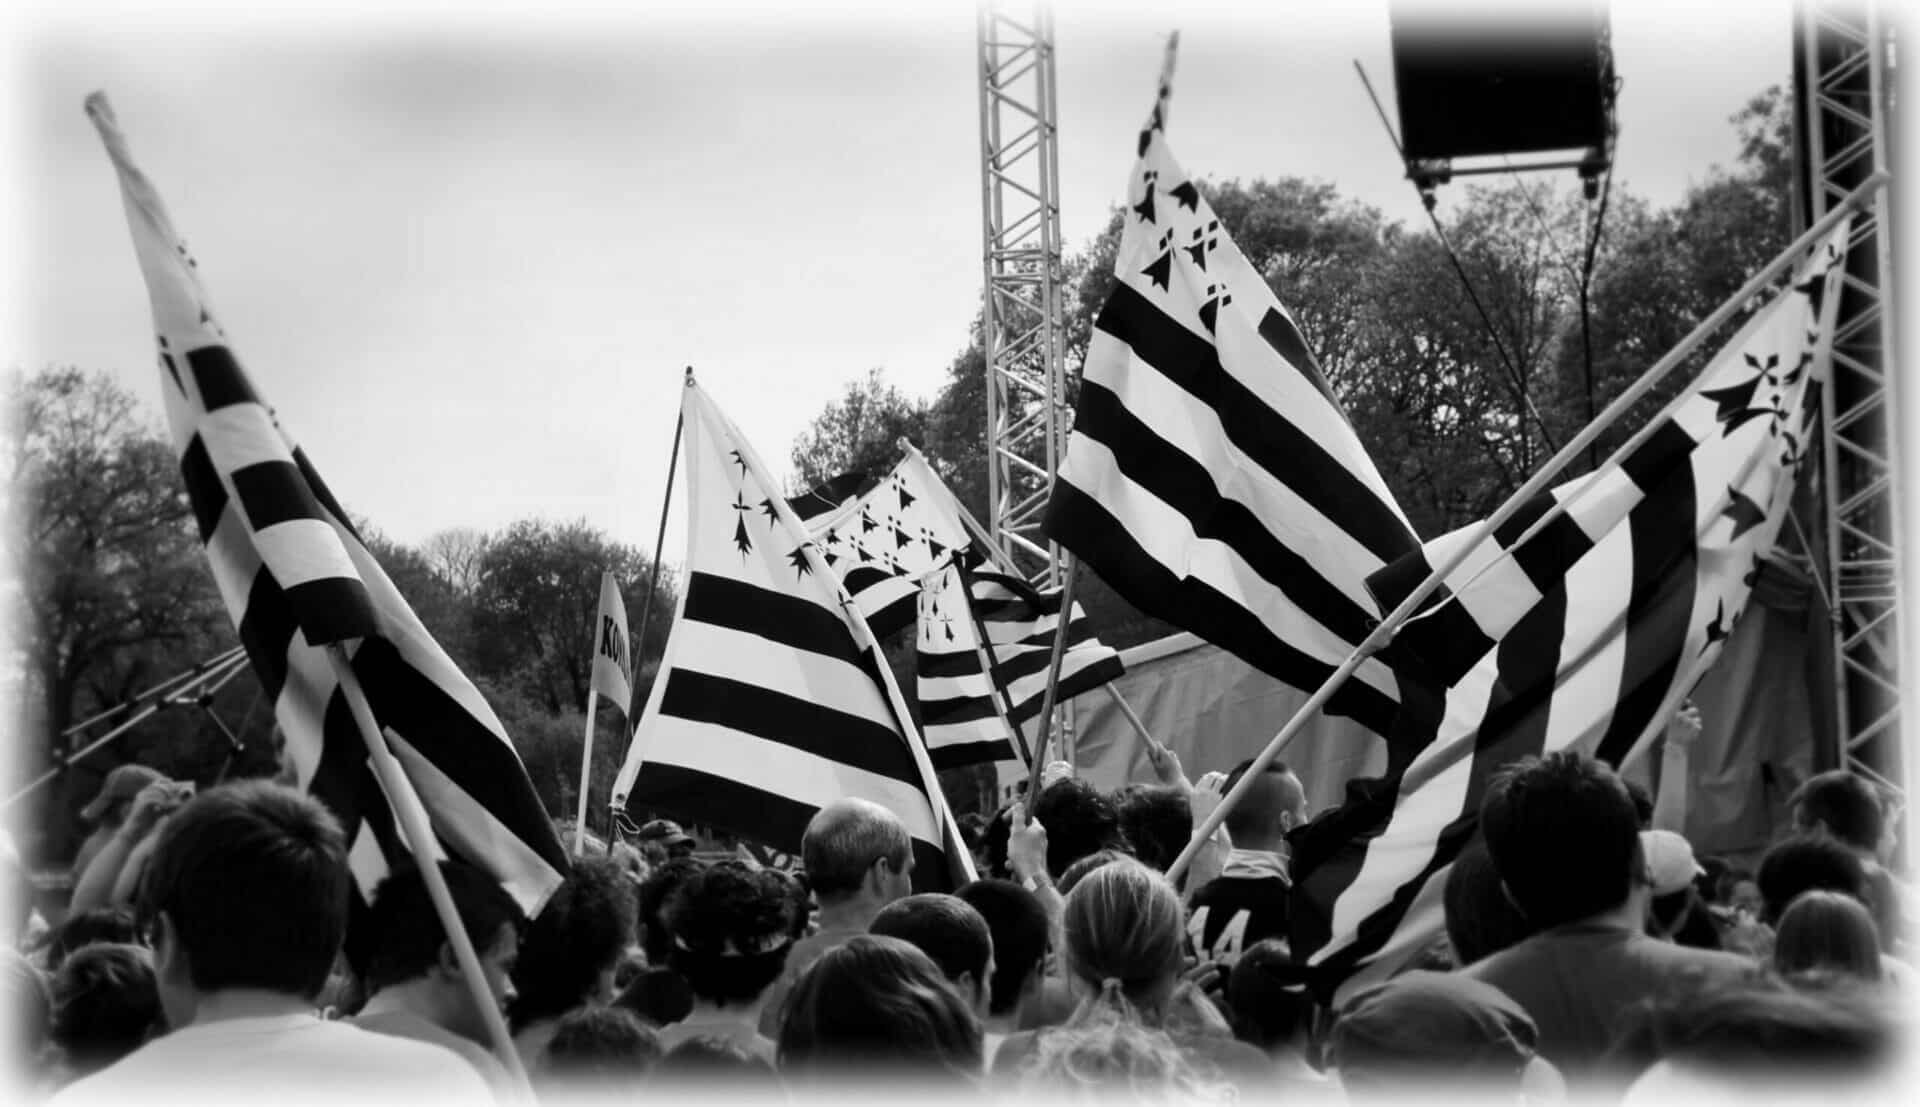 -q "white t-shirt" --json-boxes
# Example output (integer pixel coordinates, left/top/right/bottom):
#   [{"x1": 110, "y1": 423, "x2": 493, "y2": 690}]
[{"x1": 50, "y1": 1012, "x2": 495, "y2": 1106}]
